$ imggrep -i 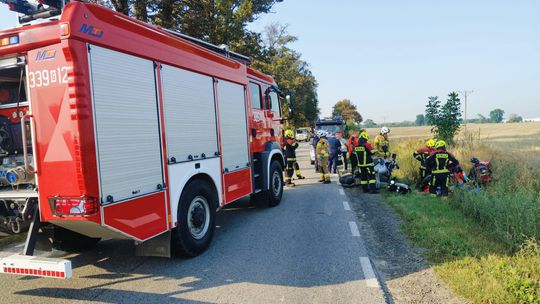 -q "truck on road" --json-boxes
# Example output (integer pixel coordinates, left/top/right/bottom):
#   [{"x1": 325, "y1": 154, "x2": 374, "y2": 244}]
[
  {"x1": 310, "y1": 117, "x2": 345, "y2": 165},
  {"x1": 0, "y1": 0, "x2": 286, "y2": 278}
]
